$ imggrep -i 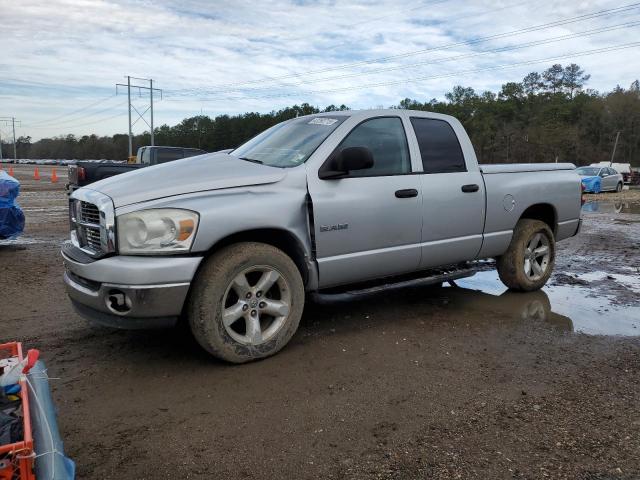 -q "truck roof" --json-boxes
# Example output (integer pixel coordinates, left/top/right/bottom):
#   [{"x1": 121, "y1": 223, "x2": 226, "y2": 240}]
[{"x1": 307, "y1": 108, "x2": 460, "y2": 123}]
